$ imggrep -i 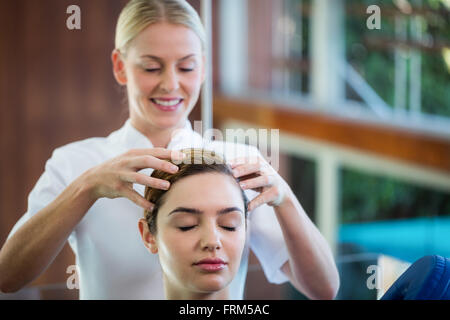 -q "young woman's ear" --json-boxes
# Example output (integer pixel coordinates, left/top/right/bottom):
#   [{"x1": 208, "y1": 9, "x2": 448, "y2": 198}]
[
  {"x1": 138, "y1": 218, "x2": 158, "y2": 254},
  {"x1": 111, "y1": 49, "x2": 128, "y2": 85}
]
